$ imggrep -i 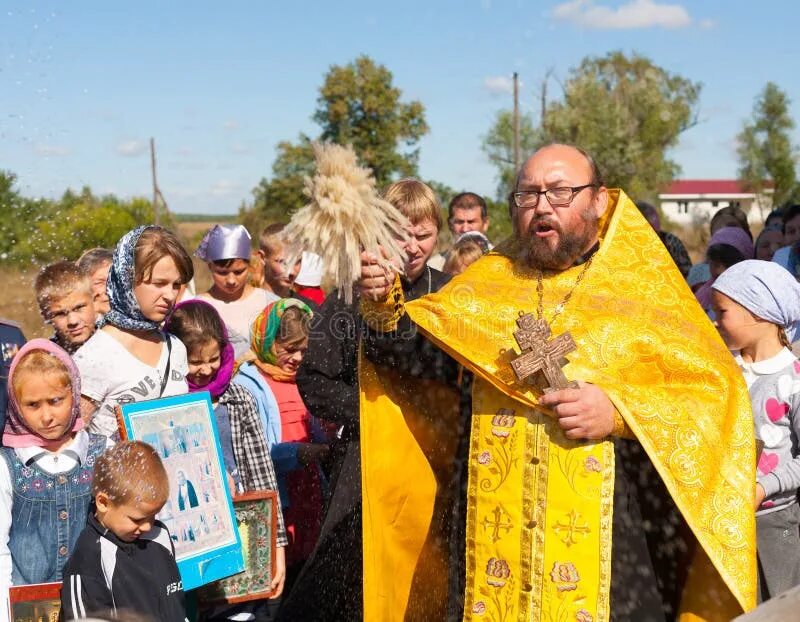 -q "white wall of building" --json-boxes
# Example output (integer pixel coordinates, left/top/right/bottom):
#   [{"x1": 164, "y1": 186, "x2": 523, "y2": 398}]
[{"x1": 659, "y1": 193, "x2": 773, "y2": 226}]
